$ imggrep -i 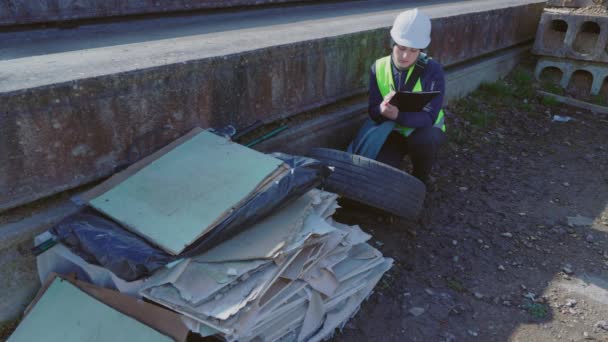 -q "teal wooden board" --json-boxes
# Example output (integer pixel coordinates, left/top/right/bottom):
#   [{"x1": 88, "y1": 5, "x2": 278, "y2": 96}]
[
  {"x1": 90, "y1": 130, "x2": 283, "y2": 254},
  {"x1": 8, "y1": 278, "x2": 171, "y2": 342}
]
